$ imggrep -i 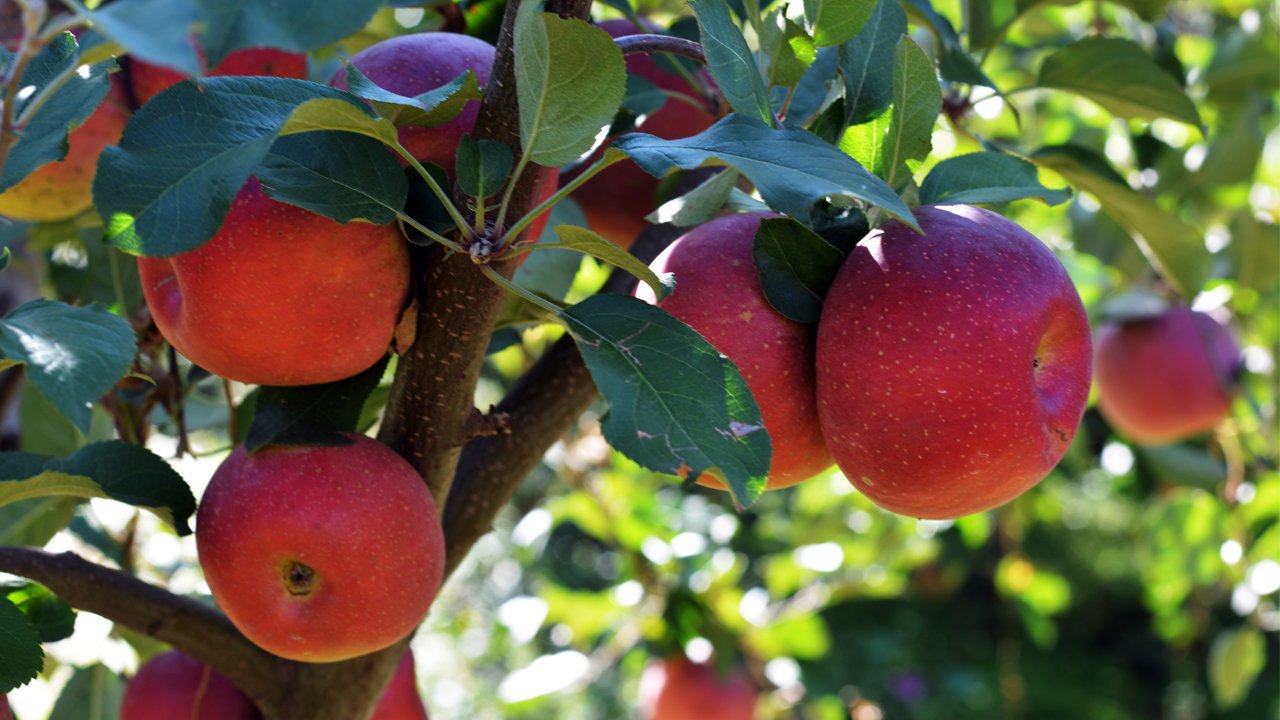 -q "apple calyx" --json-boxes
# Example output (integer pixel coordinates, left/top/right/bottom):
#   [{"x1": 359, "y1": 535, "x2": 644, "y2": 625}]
[{"x1": 283, "y1": 561, "x2": 317, "y2": 598}]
